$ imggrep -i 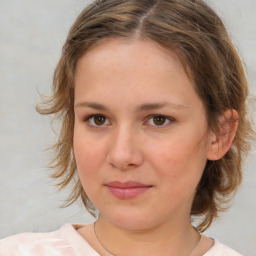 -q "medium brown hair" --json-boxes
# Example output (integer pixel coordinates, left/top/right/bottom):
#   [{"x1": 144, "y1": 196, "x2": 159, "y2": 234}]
[{"x1": 37, "y1": 0, "x2": 256, "y2": 231}]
